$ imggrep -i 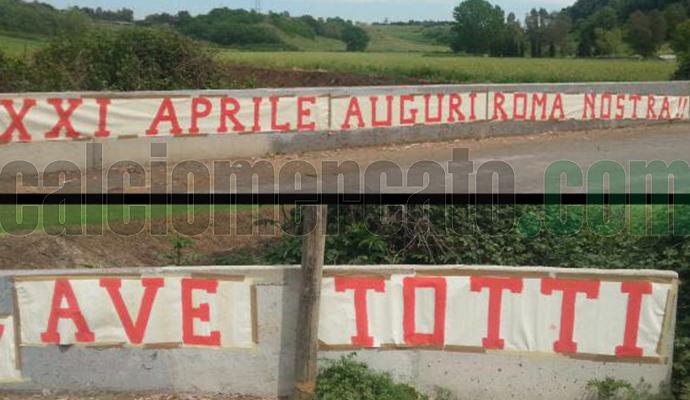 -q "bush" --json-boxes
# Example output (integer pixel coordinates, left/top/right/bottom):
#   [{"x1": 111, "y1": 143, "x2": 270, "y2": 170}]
[
  {"x1": 342, "y1": 25, "x2": 370, "y2": 52},
  {"x1": 673, "y1": 59, "x2": 690, "y2": 80},
  {"x1": 317, "y1": 355, "x2": 427, "y2": 400},
  {"x1": 0, "y1": 49, "x2": 30, "y2": 92},
  {"x1": 29, "y1": 26, "x2": 221, "y2": 91}
]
